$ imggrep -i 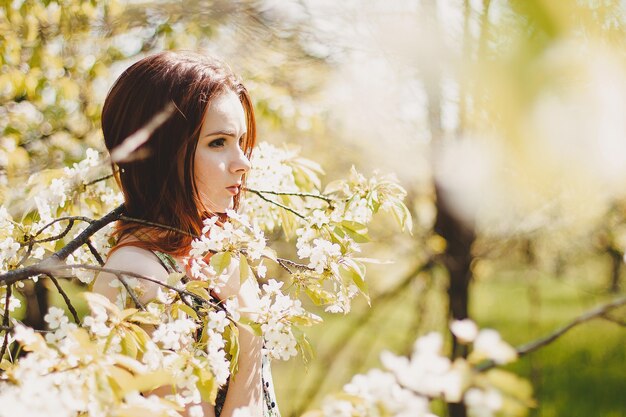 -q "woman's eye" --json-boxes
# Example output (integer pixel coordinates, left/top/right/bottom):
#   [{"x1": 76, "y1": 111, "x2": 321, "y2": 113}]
[{"x1": 209, "y1": 138, "x2": 226, "y2": 148}]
